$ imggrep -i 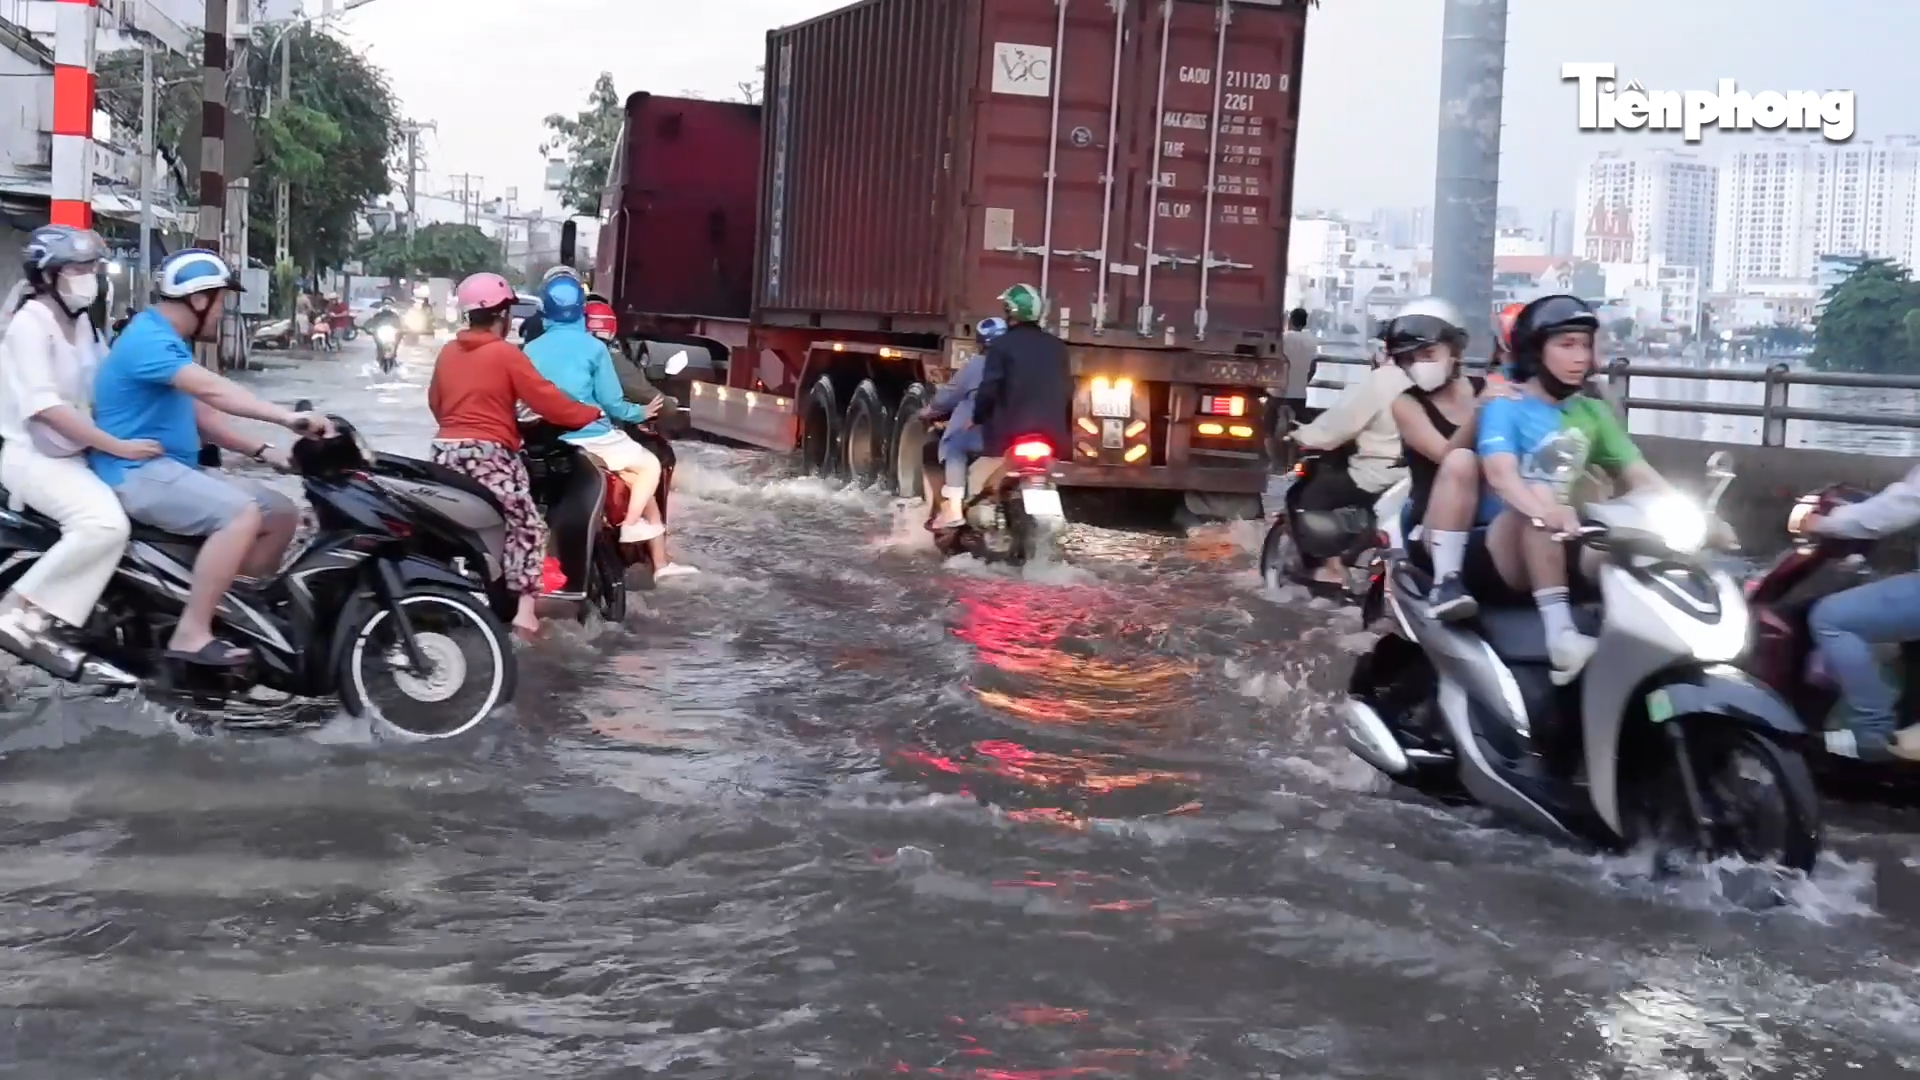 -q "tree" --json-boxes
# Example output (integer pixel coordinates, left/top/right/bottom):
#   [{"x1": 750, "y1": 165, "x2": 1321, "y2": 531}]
[
  {"x1": 1811, "y1": 257, "x2": 1920, "y2": 373},
  {"x1": 541, "y1": 72, "x2": 623, "y2": 216},
  {"x1": 96, "y1": 25, "x2": 400, "y2": 274},
  {"x1": 357, "y1": 223, "x2": 500, "y2": 281}
]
